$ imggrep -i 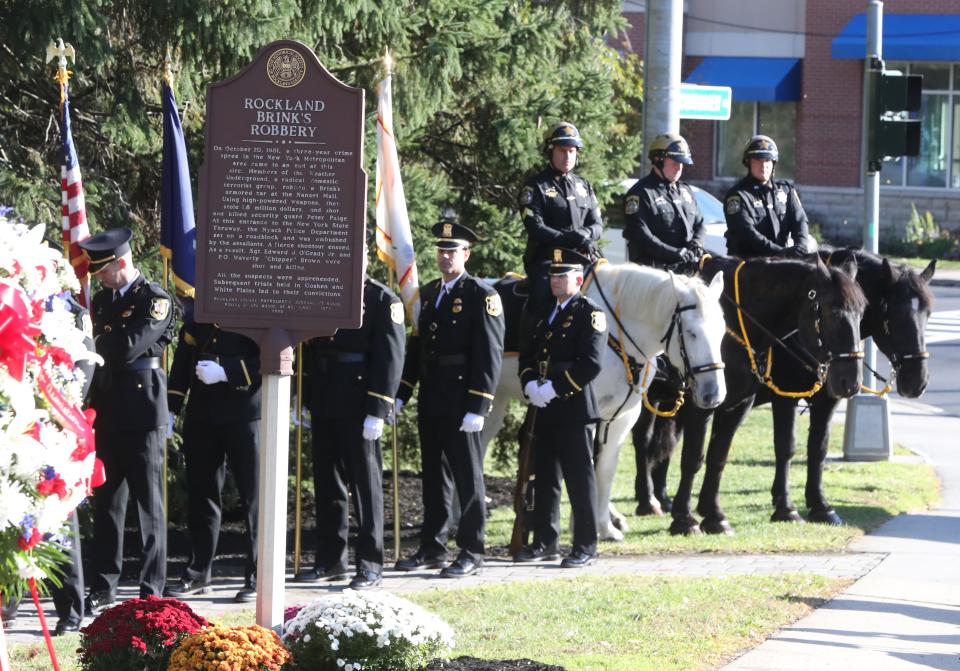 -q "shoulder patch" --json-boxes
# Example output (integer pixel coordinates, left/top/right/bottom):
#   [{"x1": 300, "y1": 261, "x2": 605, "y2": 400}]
[
  {"x1": 519, "y1": 186, "x2": 534, "y2": 206},
  {"x1": 390, "y1": 302, "x2": 404, "y2": 325},
  {"x1": 150, "y1": 297, "x2": 170, "y2": 321},
  {"x1": 725, "y1": 198, "x2": 741, "y2": 215},
  {"x1": 625, "y1": 195, "x2": 640, "y2": 215},
  {"x1": 591, "y1": 310, "x2": 606, "y2": 332},
  {"x1": 485, "y1": 293, "x2": 503, "y2": 317}
]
